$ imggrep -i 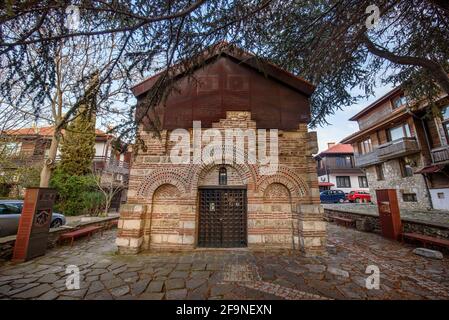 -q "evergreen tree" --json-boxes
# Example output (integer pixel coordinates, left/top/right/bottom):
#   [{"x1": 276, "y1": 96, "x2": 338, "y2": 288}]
[{"x1": 58, "y1": 73, "x2": 99, "y2": 176}]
